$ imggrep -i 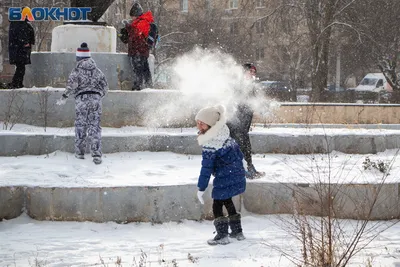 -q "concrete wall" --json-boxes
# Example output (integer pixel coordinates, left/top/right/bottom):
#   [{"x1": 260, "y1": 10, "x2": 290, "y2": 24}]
[
  {"x1": 24, "y1": 52, "x2": 133, "y2": 90},
  {"x1": 1, "y1": 132, "x2": 400, "y2": 156},
  {"x1": 1, "y1": 183, "x2": 398, "y2": 222},
  {"x1": 243, "y1": 183, "x2": 400, "y2": 220},
  {"x1": 51, "y1": 25, "x2": 117, "y2": 53},
  {"x1": 266, "y1": 103, "x2": 400, "y2": 124},
  {"x1": 0, "y1": 89, "x2": 197, "y2": 128},
  {"x1": 2, "y1": 90, "x2": 400, "y2": 129},
  {"x1": 0, "y1": 186, "x2": 25, "y2": 220}
]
